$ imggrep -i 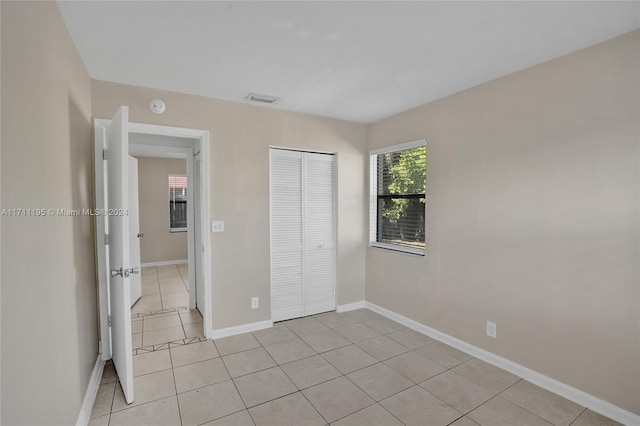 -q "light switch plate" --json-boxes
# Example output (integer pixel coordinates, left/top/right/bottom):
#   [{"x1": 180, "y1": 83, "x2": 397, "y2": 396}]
[
  {"x1": 486, "y1": 321, "x2": 497, "y2": 338},
  {"x1": 211, "y1": 221, "x2": 224, "y2": 233}
]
